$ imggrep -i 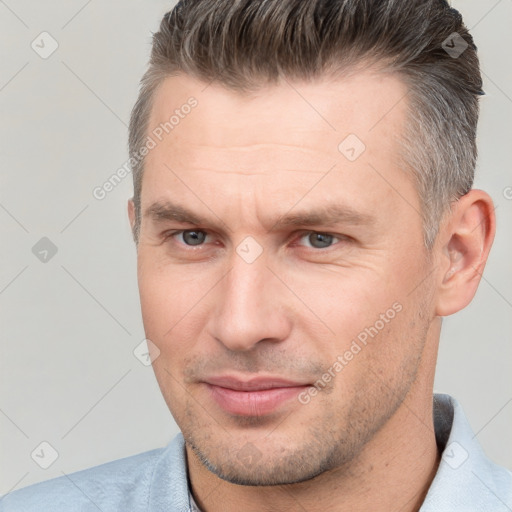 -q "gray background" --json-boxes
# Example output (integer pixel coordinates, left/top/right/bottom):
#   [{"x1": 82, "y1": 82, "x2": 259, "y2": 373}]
[{"x1": 1, "y1": 0, "x2": 511, "y2": 495}]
